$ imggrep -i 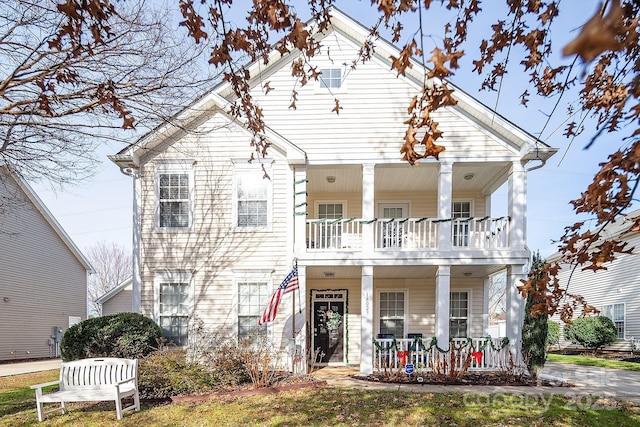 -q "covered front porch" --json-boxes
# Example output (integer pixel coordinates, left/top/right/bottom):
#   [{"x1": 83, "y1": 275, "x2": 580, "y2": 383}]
[{"x1": 297, "y1": 264, "x2": 527, "y2": 375}]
